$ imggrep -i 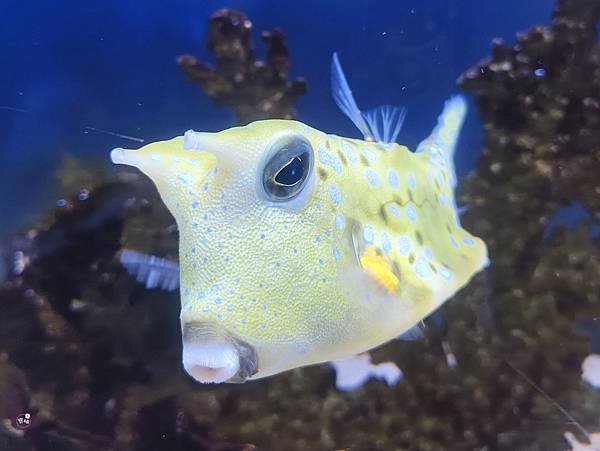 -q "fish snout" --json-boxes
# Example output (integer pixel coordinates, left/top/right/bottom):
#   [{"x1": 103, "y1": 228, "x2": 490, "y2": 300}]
[{"x1": 181, "y1": 321, "x2": 258, "y2": 383}]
